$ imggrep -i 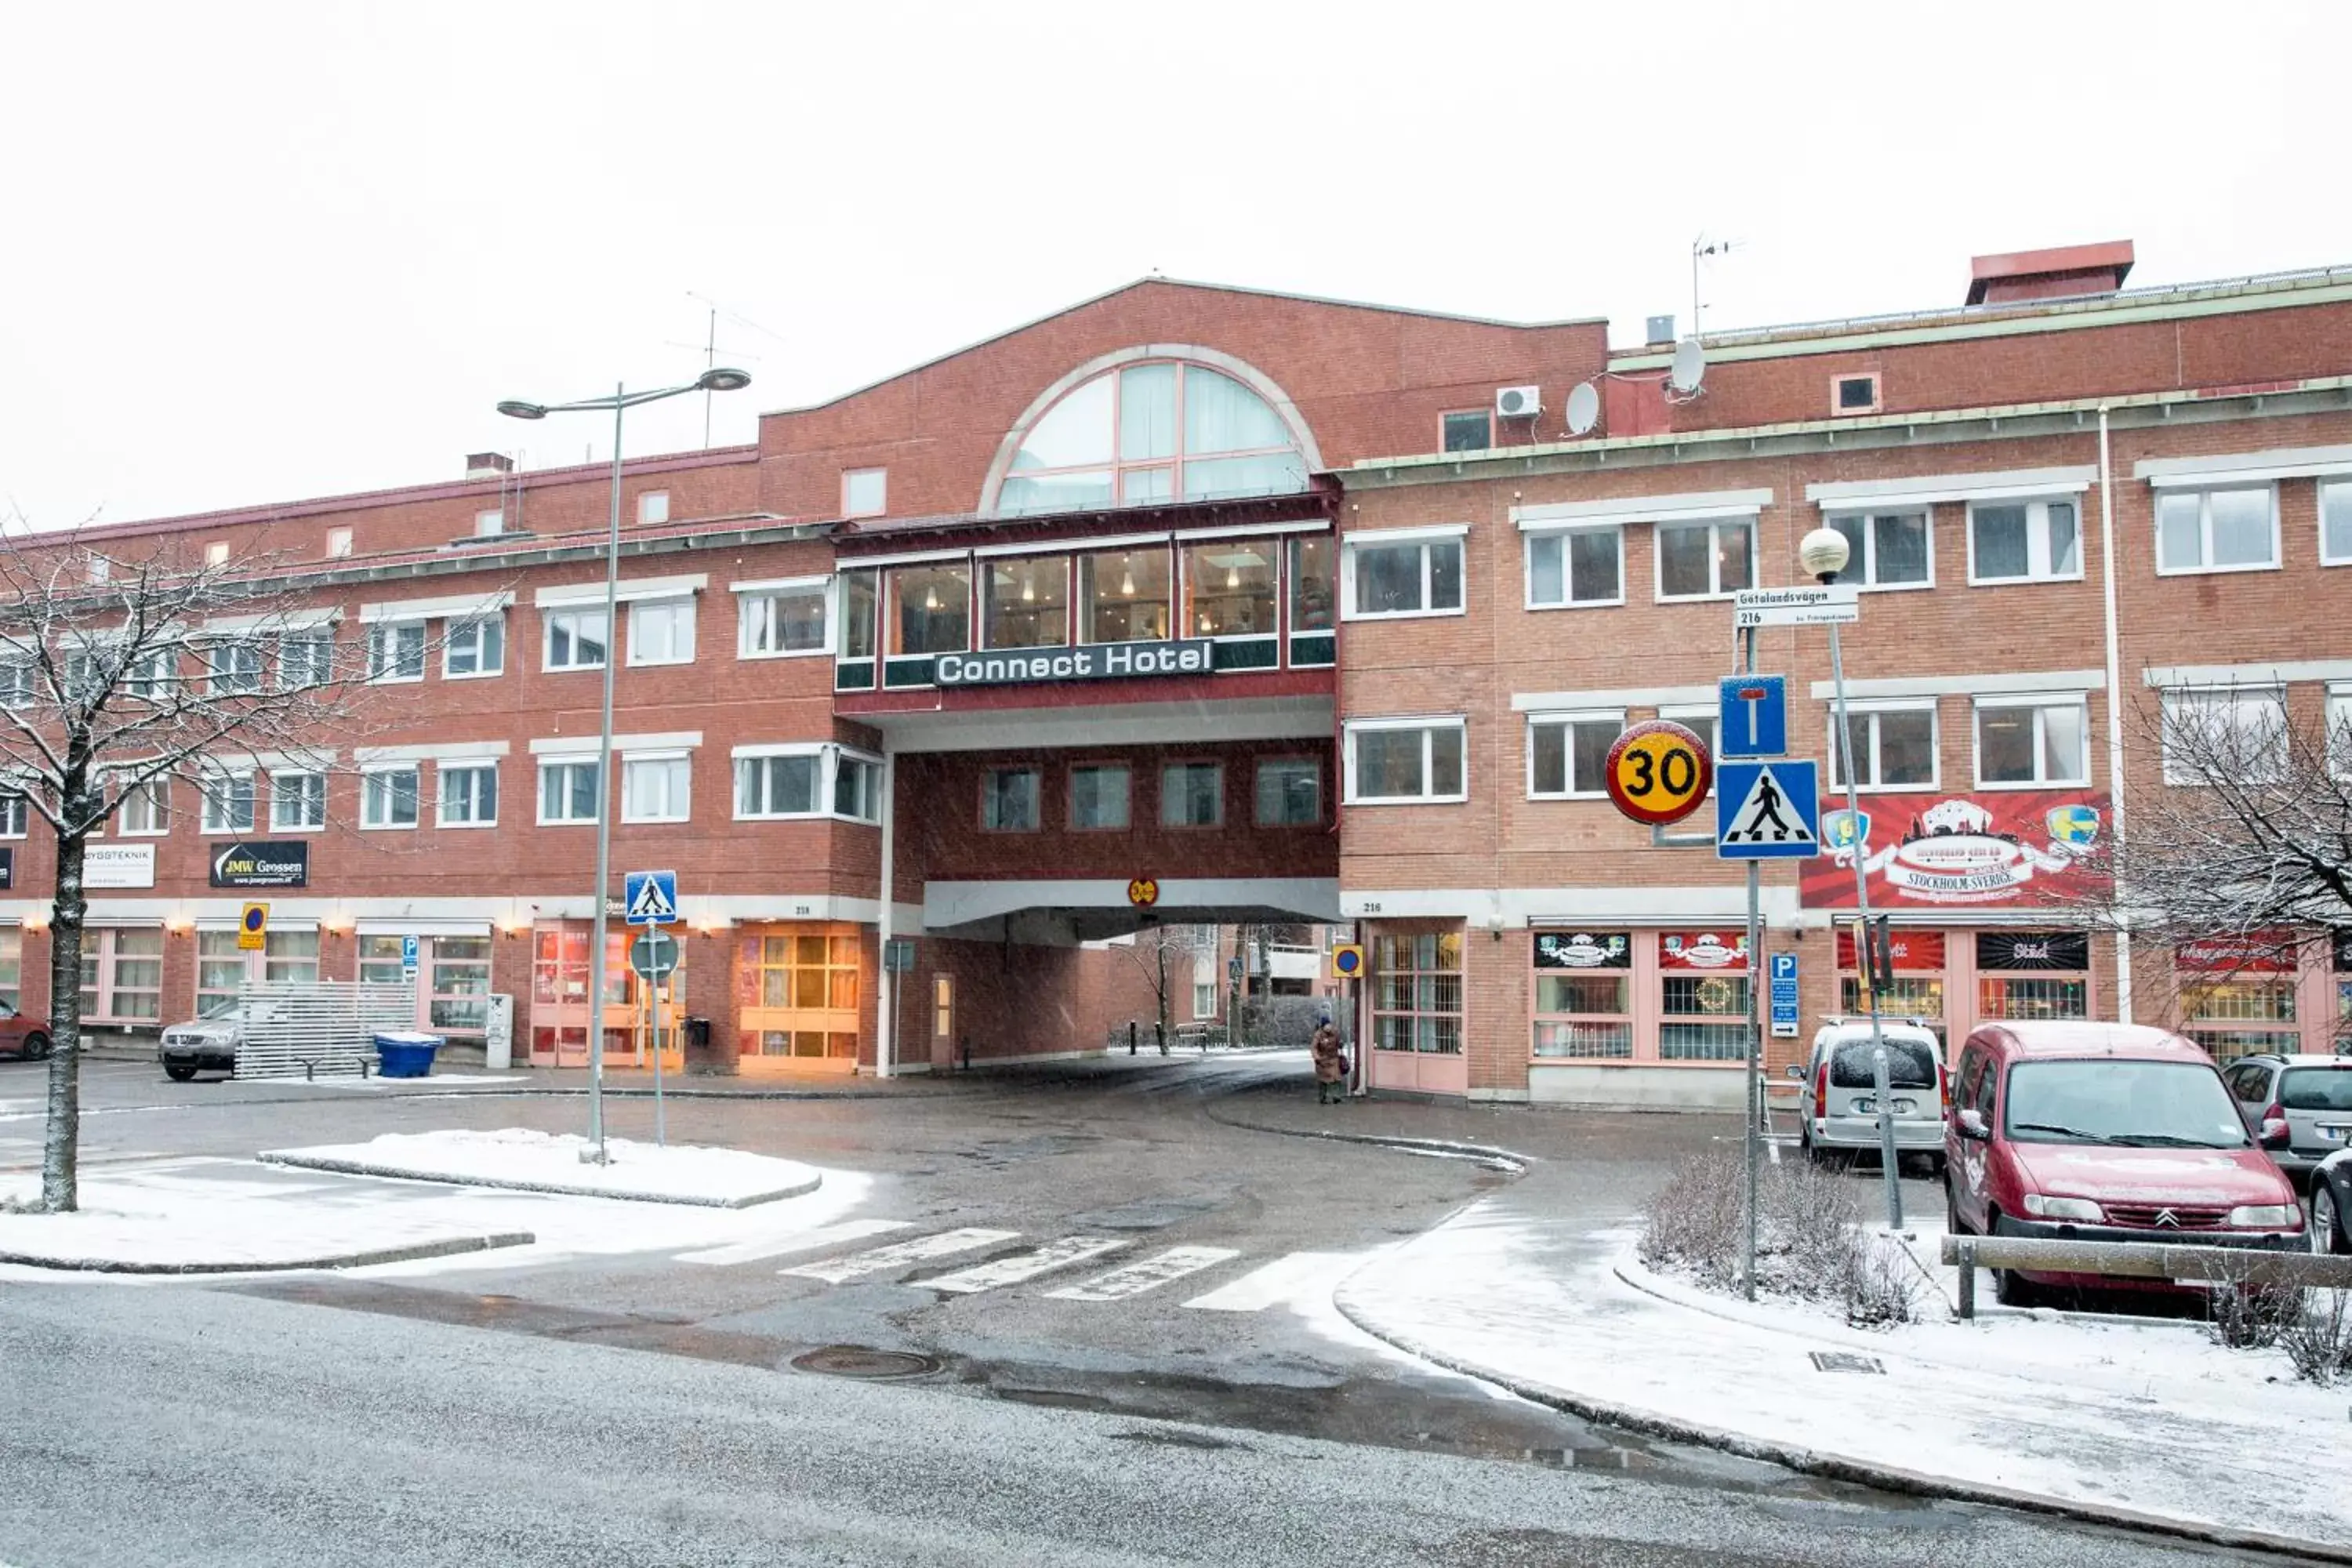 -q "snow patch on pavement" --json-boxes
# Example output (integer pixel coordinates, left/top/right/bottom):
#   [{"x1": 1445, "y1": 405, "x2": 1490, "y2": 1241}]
[{"x1": 260, "y1": 1127, "x2": 822, "y2": 1207}]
